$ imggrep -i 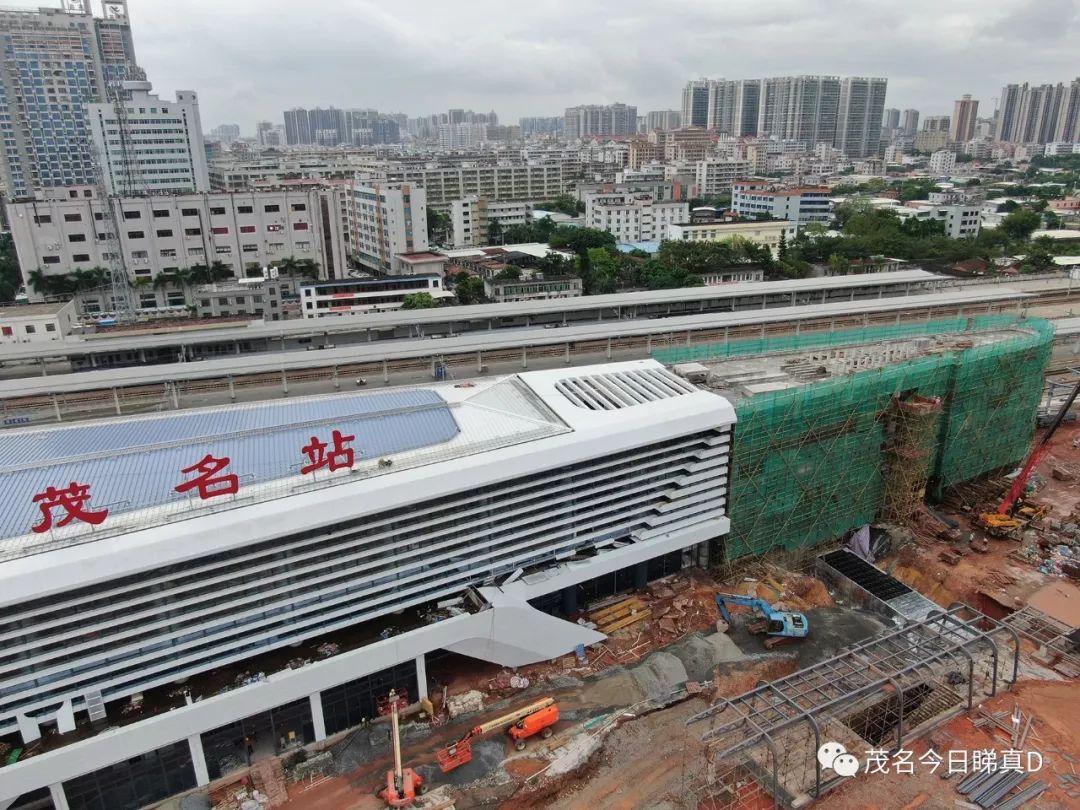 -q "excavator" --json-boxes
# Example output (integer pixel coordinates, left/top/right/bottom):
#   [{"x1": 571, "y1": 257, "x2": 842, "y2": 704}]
[
  {"x1": 715, "y1": 593, "x2": 810, "y2": 649},
  {"x1": 436, "y1": 697, "x2": 559, "y2": 772},
  {"x1": 977, "y1": 376, "x2": 1080, "y2": 538}
]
